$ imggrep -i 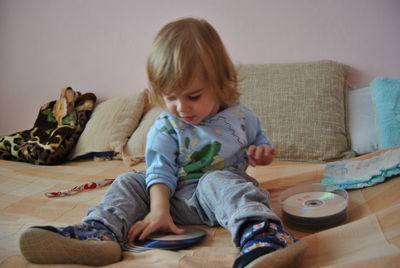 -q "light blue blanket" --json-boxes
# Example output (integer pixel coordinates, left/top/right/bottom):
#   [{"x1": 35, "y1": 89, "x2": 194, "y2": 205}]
[{"x1": 322, "y1": 148, "x2": 400, "y2": 189}]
